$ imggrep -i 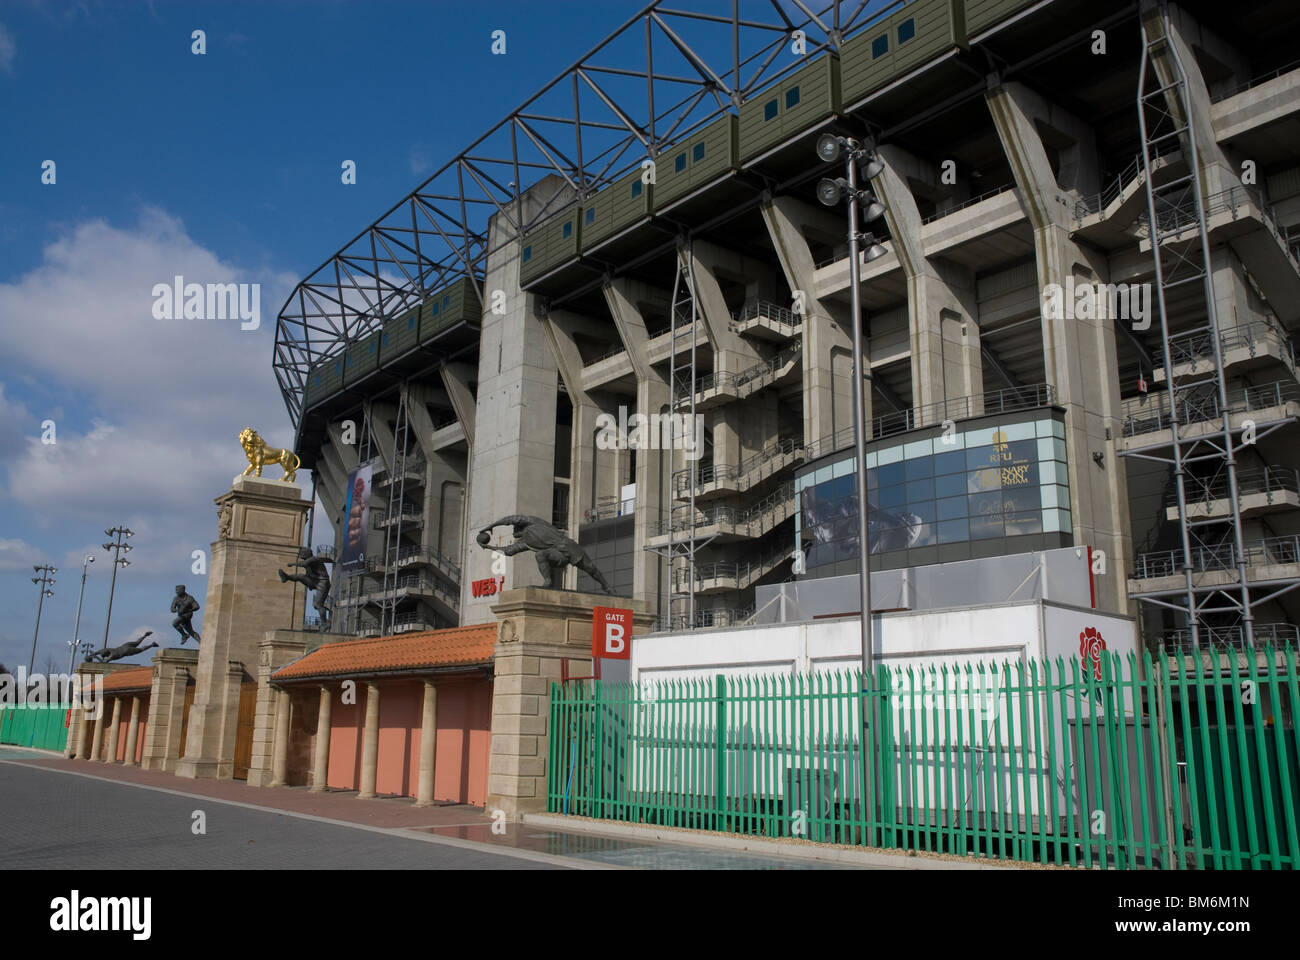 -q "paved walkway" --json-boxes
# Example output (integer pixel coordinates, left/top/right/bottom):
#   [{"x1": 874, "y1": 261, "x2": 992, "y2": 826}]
[{"x1": 0, "y1": 749, "x2": 868, "y2": 869}]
